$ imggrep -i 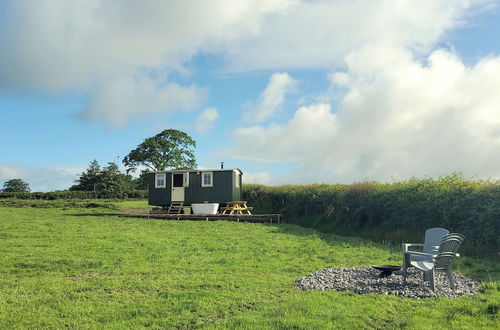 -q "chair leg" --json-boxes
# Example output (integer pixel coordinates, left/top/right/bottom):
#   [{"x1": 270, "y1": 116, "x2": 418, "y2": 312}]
[
  {"x1": 403, "y1": 257, "x2": 408, "y2": 284},
  {"x1": 446, "y1": 268, "x2": 456, "y2": 290},
  {"x1": 429, "y1": 270, "x2": 435, "y2": 291}
]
